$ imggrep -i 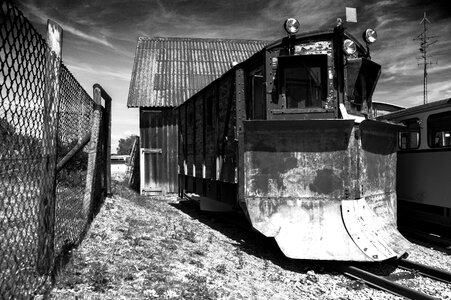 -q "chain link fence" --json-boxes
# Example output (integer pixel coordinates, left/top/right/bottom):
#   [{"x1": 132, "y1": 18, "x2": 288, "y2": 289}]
[{"x1": 0, "y1": 1, "x2": 111, "y2": 298}]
